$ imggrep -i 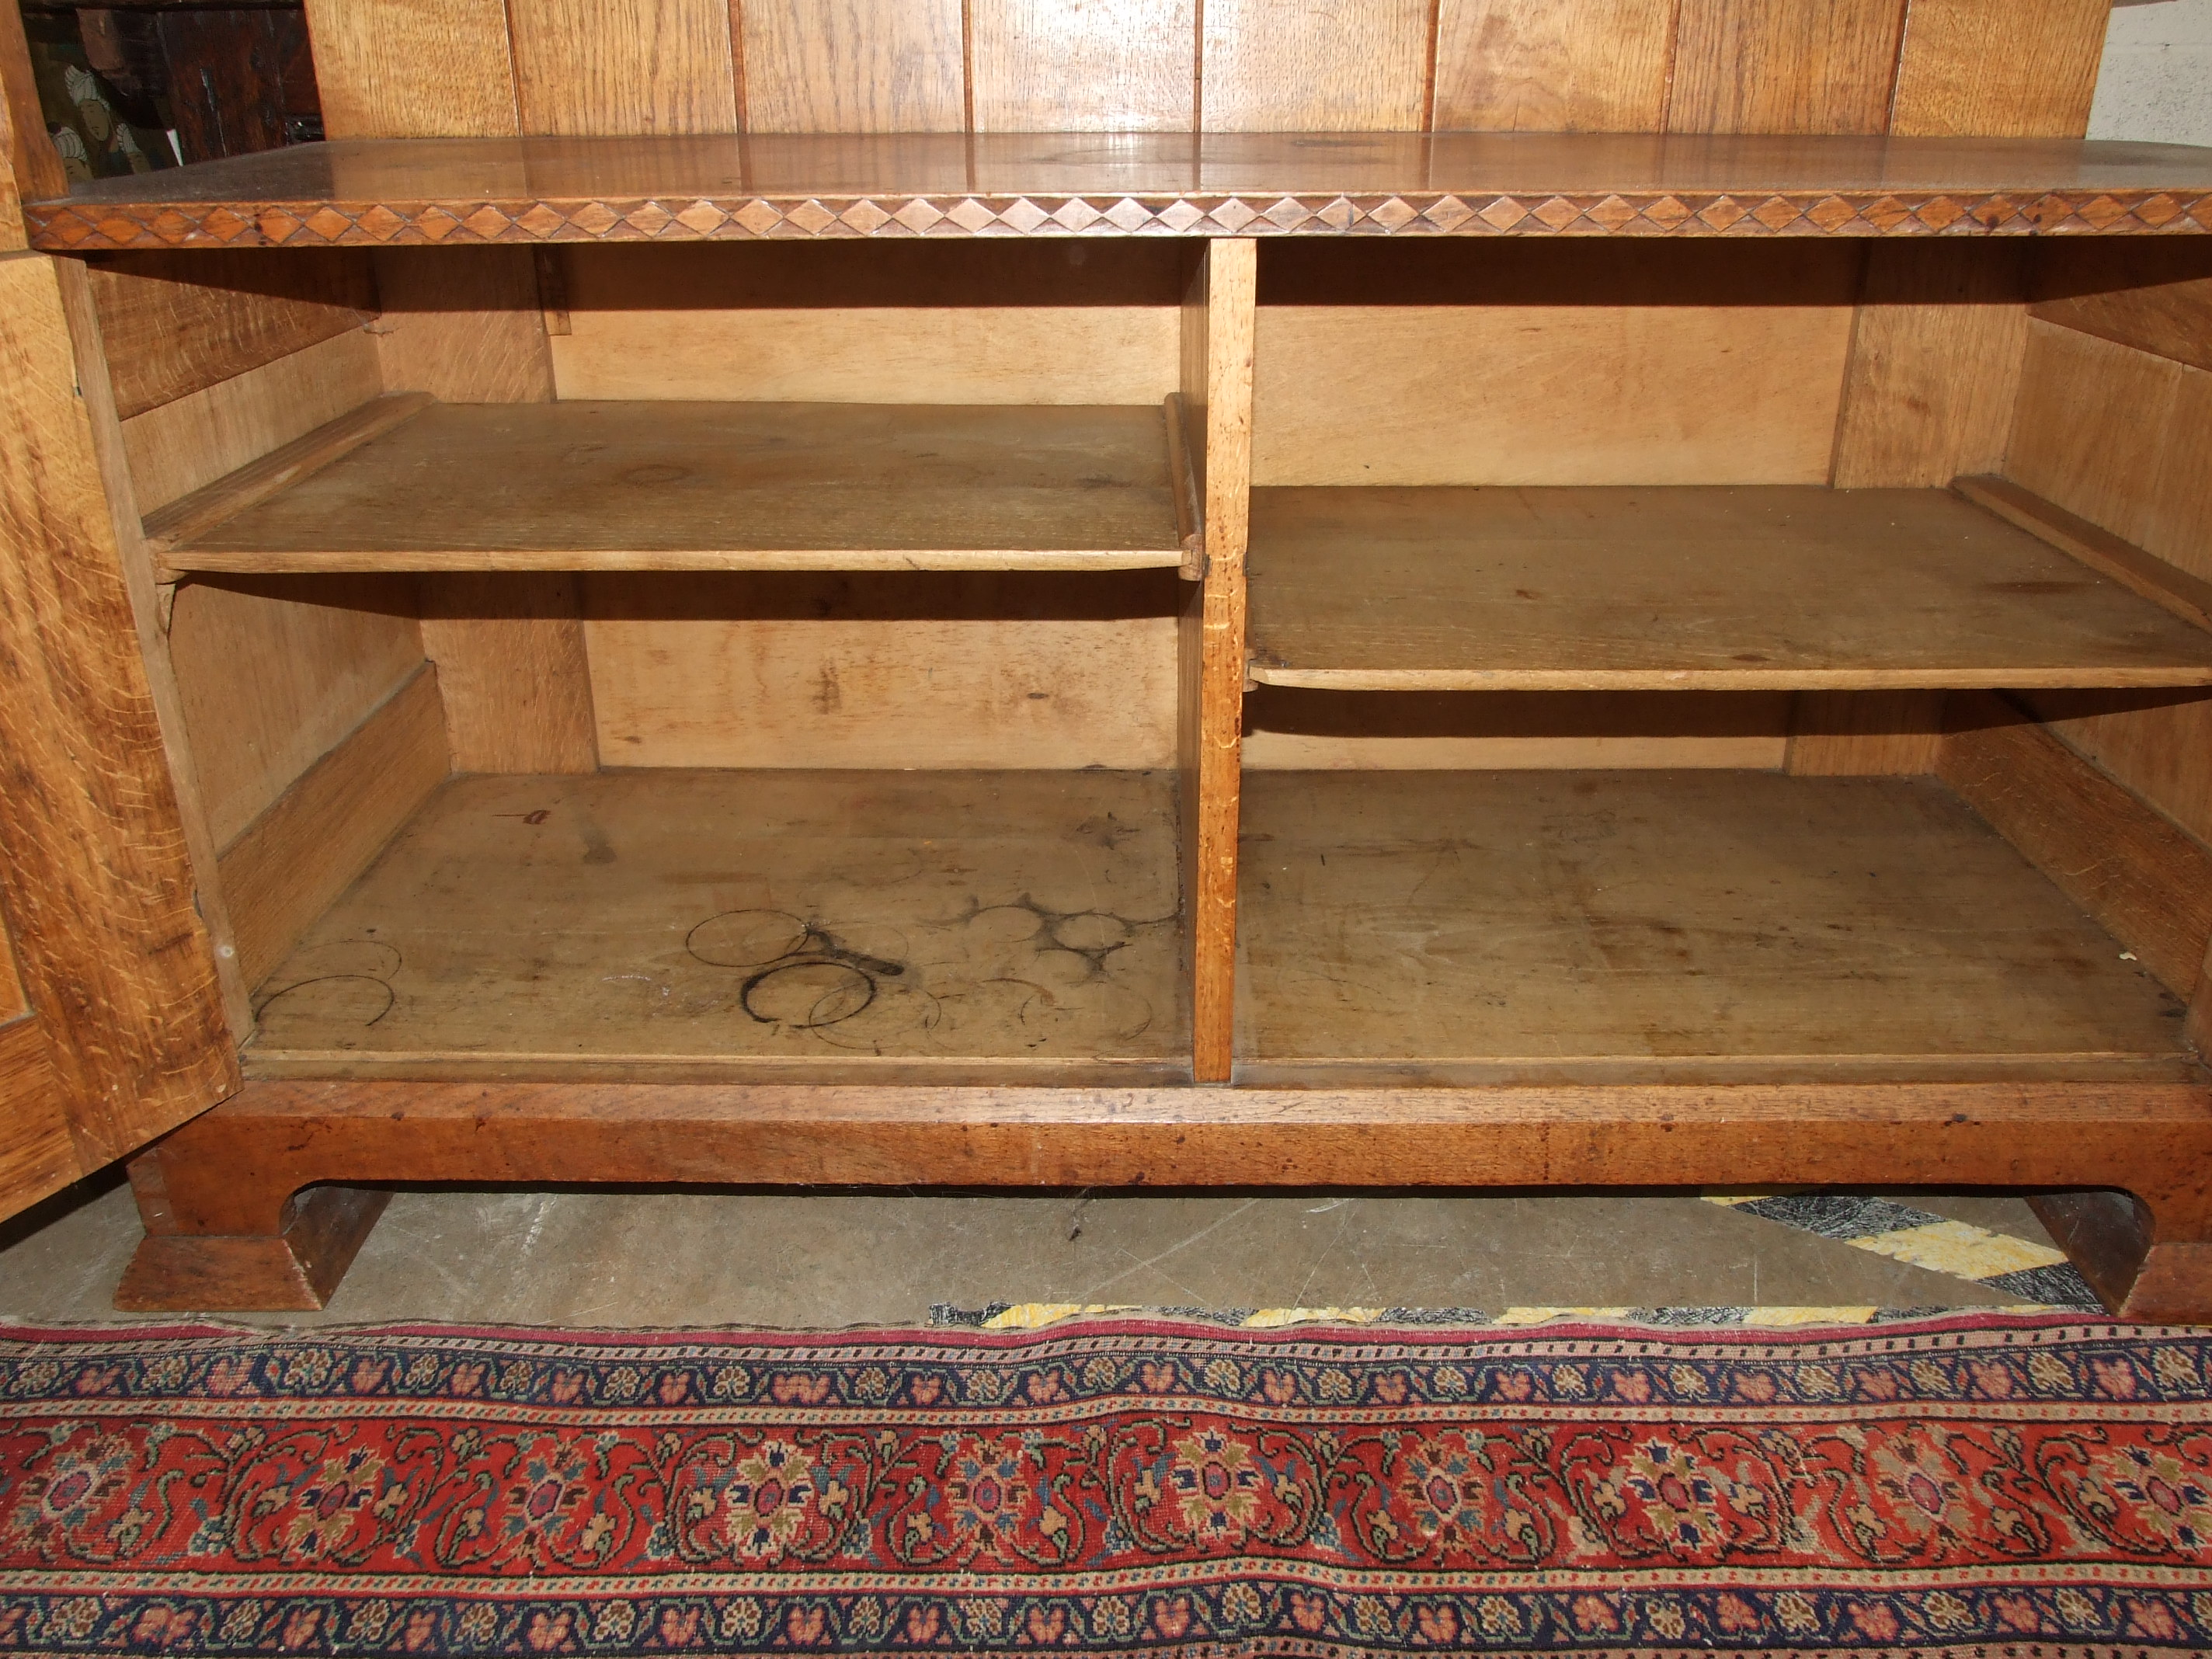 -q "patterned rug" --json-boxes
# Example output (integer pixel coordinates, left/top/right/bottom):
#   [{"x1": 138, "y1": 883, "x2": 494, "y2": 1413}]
[{"x1": 1, "y1": 1313, "x2": 2208, "y2": 1656}]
